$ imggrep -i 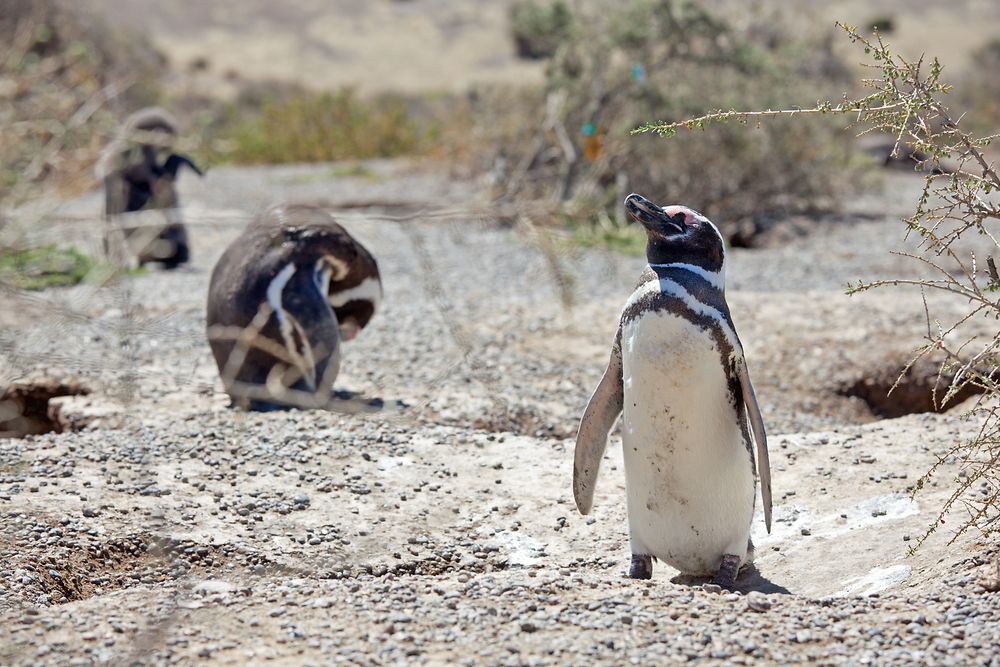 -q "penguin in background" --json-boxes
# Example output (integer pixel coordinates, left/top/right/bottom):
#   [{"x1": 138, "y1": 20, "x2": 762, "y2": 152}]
[
  {"x1": 573, "y1": 193, "x2": 772, "y2": 589},
  {"x1": 100, "y1": 107, "x2": 203, "y2": 269},
  {"x1": 206, "y1": 203, "x2": 382, "y2": 411}
]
